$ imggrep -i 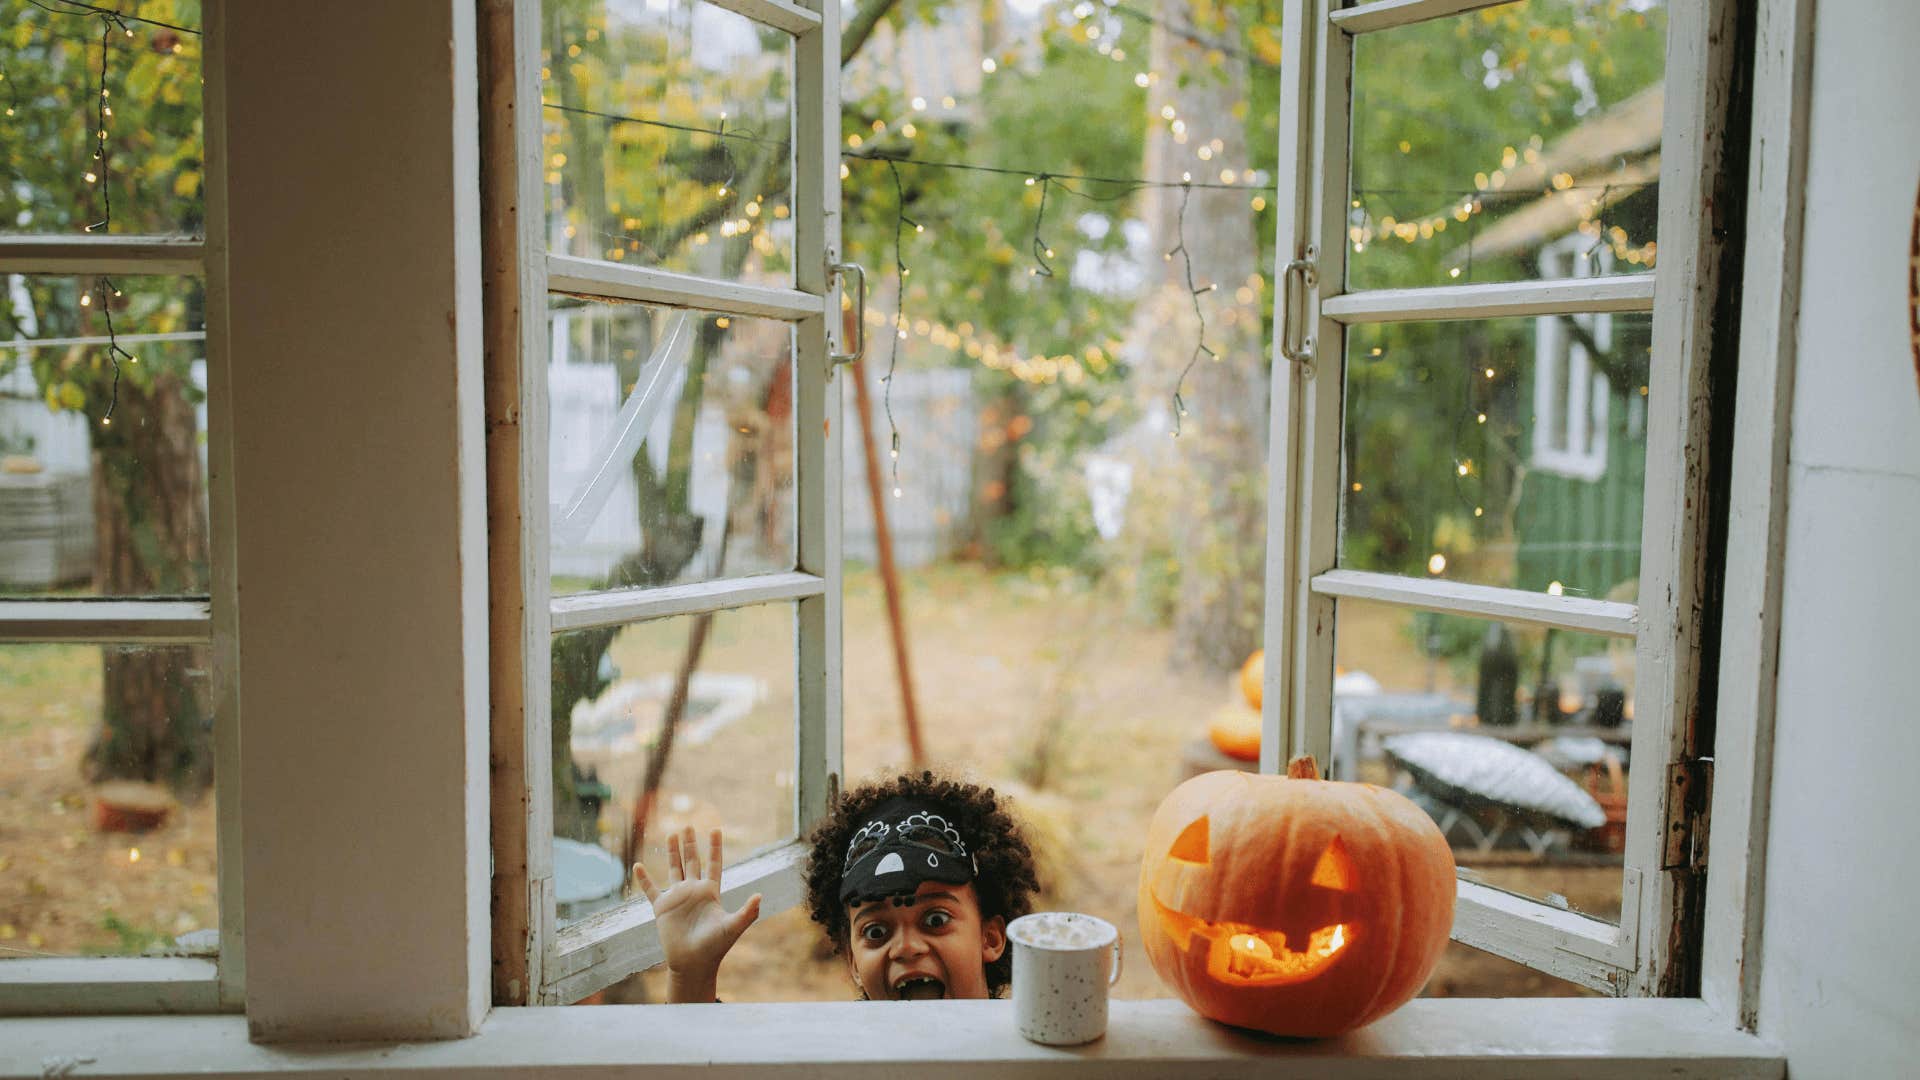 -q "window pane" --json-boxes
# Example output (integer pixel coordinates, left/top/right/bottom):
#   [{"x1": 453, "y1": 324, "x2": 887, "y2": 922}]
[
  {"x1": 551, "y1": 604, "x2": 796, "y2": 928},
  {"x1": 0, "y1": 643, "x2": 218, "y2": 959},
  {"x1": 1, "y1": 275, "x2": 210, "y2": 598},
  {"x1": 1346, "y1": 0, "x2": 1667, "y2": 291},
  {"x1": 2, "y1": 1, "x2": 205, "y2": 237},
  {"x1": 543, "y1": 0, "x2": 794, "y2": 288},
  {"x1": 1333, "y1": 597, "x2": 1630, "y2": 922},
  {"x1": 546, "y1": 297, "x2": 795, "y2": 596},
  {"x1": 1340, "y1": 313, "x2": 1652, "y2": 602}
]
